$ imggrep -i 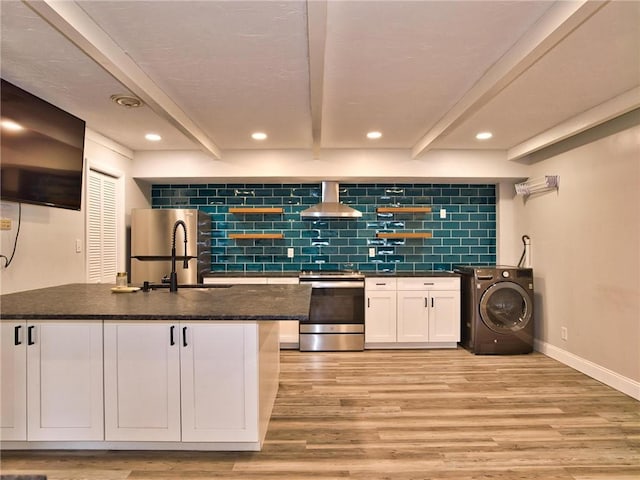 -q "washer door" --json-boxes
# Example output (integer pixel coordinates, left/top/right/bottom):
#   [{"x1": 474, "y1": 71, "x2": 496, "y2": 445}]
[{"x1": 479, "y1": 281, "x2": 532, "y2": 333}]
